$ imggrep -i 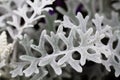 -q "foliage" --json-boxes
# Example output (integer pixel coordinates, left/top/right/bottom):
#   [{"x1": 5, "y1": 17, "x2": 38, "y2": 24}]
[{"x1": 0, "y1": 0, "x2": 120, "y2": 80}]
